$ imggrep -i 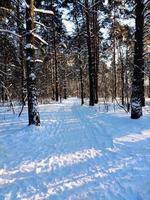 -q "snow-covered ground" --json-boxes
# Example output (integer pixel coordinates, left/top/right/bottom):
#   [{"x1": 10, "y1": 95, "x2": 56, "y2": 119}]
[{"x1": 0, "y1": 98, "x2": 150, "y2": 200}]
